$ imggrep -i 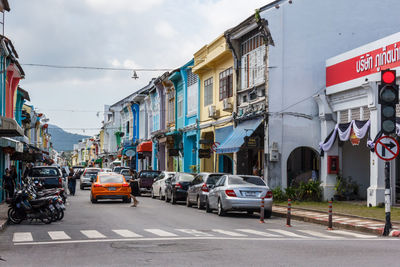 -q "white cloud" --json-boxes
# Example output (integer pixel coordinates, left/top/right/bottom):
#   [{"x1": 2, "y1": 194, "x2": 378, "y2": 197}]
[
  {"x1": 84, "y1": 0, "x2": 164, "y2": 14},
  {"x1": 154, "y1": 20, "x2": 178, "y2": 39}
]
